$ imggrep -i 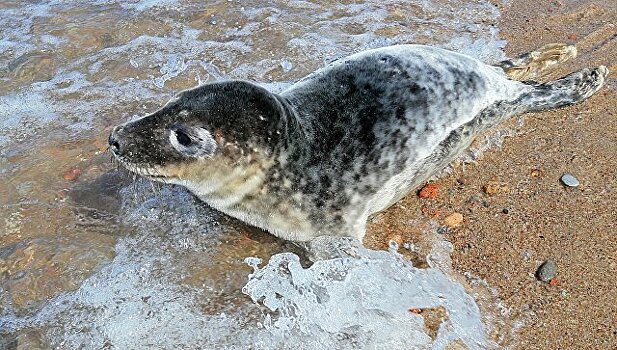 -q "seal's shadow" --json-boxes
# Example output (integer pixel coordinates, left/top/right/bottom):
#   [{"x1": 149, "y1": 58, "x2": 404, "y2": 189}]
[{"x1": 66, "y1": 170, "x2": 132, "y2": 236}]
